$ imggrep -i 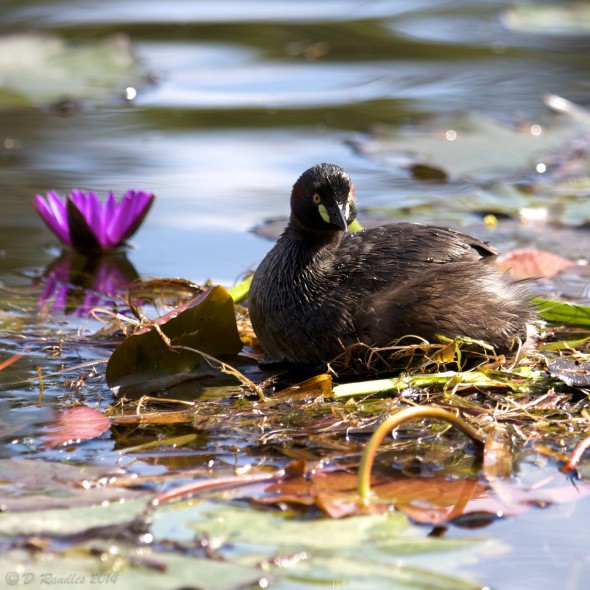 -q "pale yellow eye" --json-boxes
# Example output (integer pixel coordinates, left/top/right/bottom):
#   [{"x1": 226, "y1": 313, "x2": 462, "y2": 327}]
[{"x1": 312, "y1": 193, "x2": 321, "y2": 205}]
